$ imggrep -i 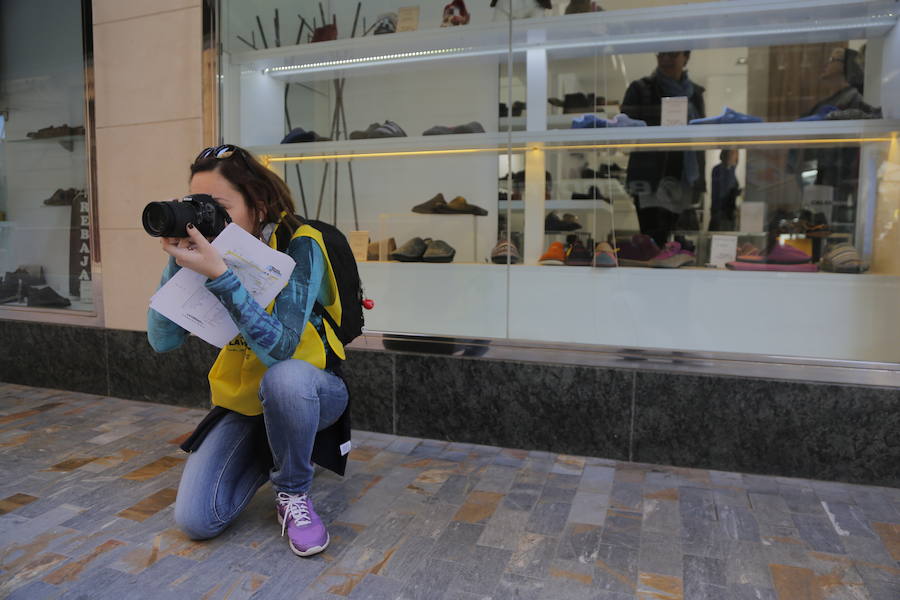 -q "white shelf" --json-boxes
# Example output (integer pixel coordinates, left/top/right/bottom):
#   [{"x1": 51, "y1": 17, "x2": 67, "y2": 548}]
[
  {"x1": 249, "y1": 120, "x2": 900, "y2": 160},
  {"x1": 358, "y1": 260, "x2": 900, "y2": 362},
  {"x1": 500, "y1": 199, "x2": 613, "y2": 211},
  {"x1": 513, "y1": 120, "x2": 900, "y2": 147},
  {"x1": 230, "y1": 0, "x2": 897, "y2": 79},
  {"x1": 500, "y1": 111, "x2": 620, "y2": 130}
]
